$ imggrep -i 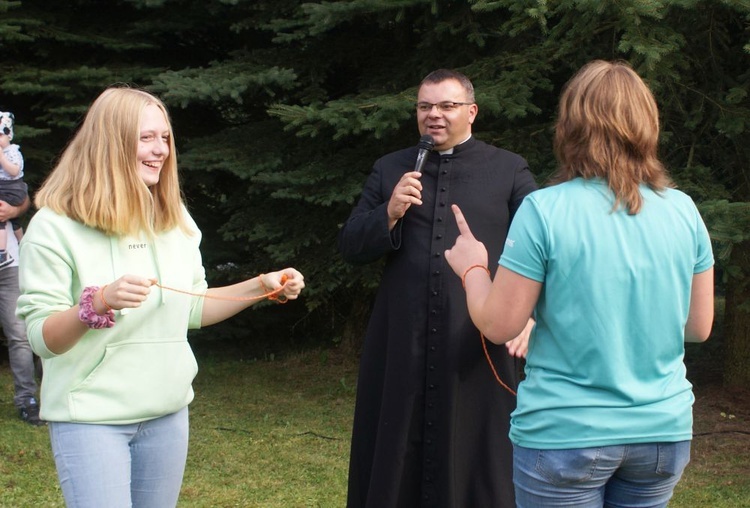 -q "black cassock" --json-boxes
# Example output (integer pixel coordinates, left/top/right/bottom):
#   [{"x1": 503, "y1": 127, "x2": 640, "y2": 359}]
[{"x1": 339, "y1": 136, "x2": 538, "y2": 508}]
